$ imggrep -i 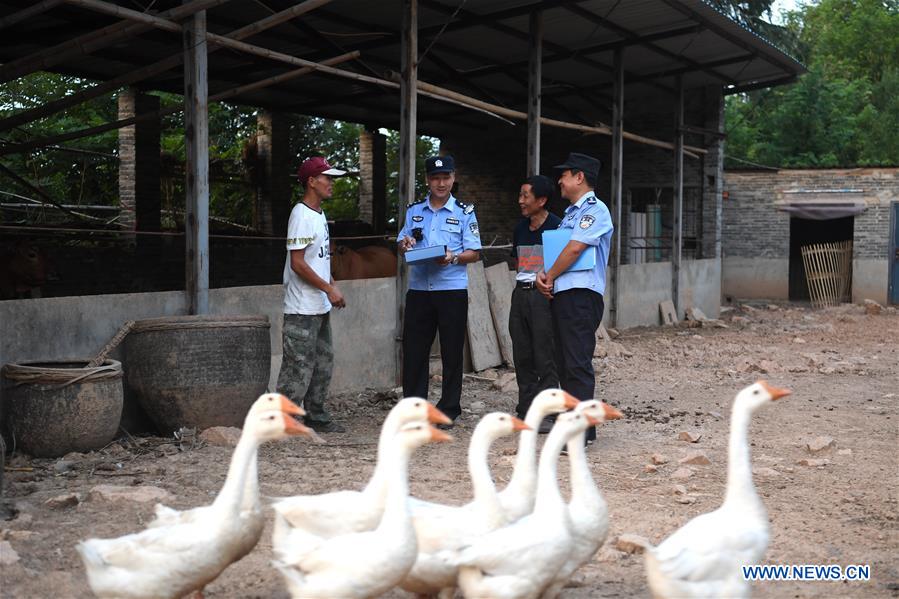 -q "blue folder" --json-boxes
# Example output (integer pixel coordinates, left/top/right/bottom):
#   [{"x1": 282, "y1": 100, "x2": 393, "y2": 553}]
[
  {"x1": 542, "y1": 229, "x2": 596, "y2": 272},
  {"x1": 404, "y1": 244, "x2": 447, "y2": 264}
]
